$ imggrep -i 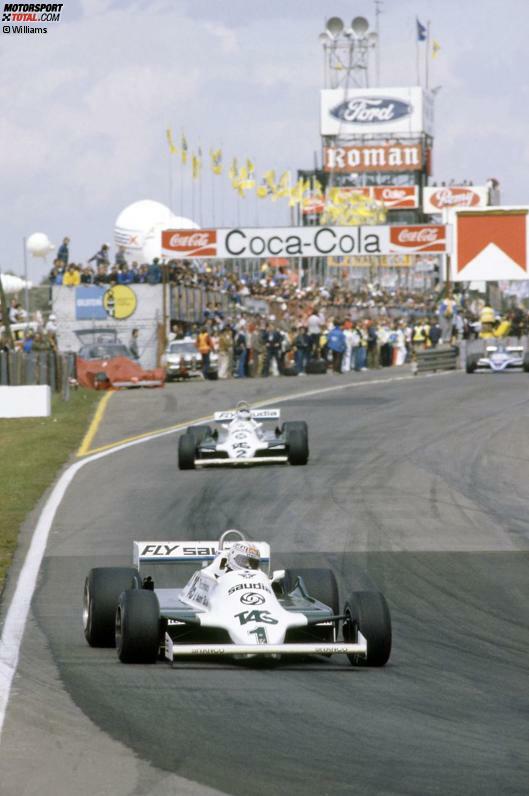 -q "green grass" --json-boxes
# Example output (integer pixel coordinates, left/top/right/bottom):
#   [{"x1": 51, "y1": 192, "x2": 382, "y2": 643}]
[{"x1": 0, "y1": 389, "x2": 101, "y2": 591}]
